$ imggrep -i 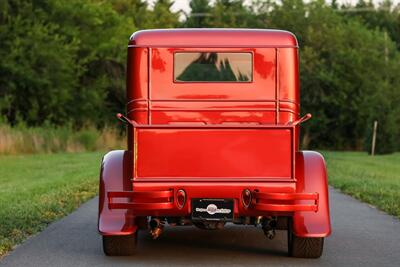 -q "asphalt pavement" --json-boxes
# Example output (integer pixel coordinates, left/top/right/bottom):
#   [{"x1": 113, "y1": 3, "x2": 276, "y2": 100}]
[{"x1": 1, "y1": 187, "x2": 399, "y2": 267}]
